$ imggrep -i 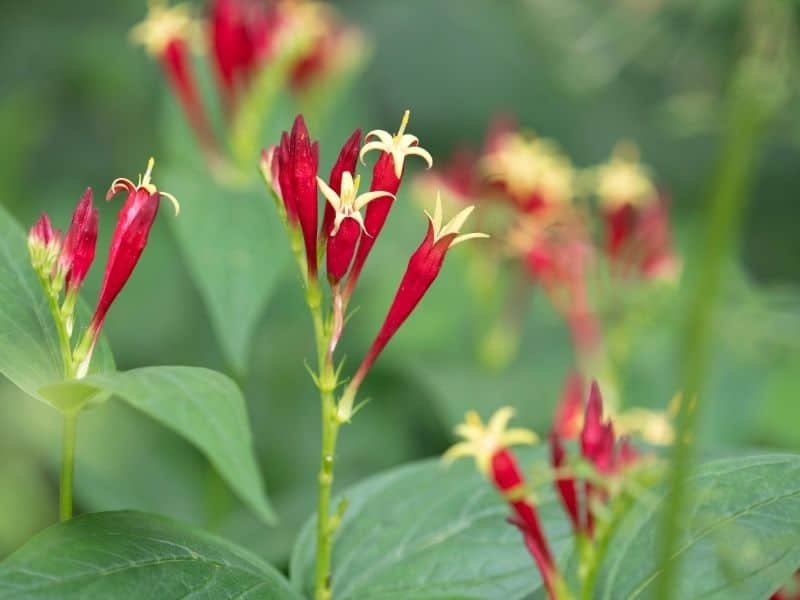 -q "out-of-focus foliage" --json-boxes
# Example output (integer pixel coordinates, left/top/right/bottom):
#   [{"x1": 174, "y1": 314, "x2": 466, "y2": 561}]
[{"x1": 0, "y1": 0, "x2": 798, "y2": 573}]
